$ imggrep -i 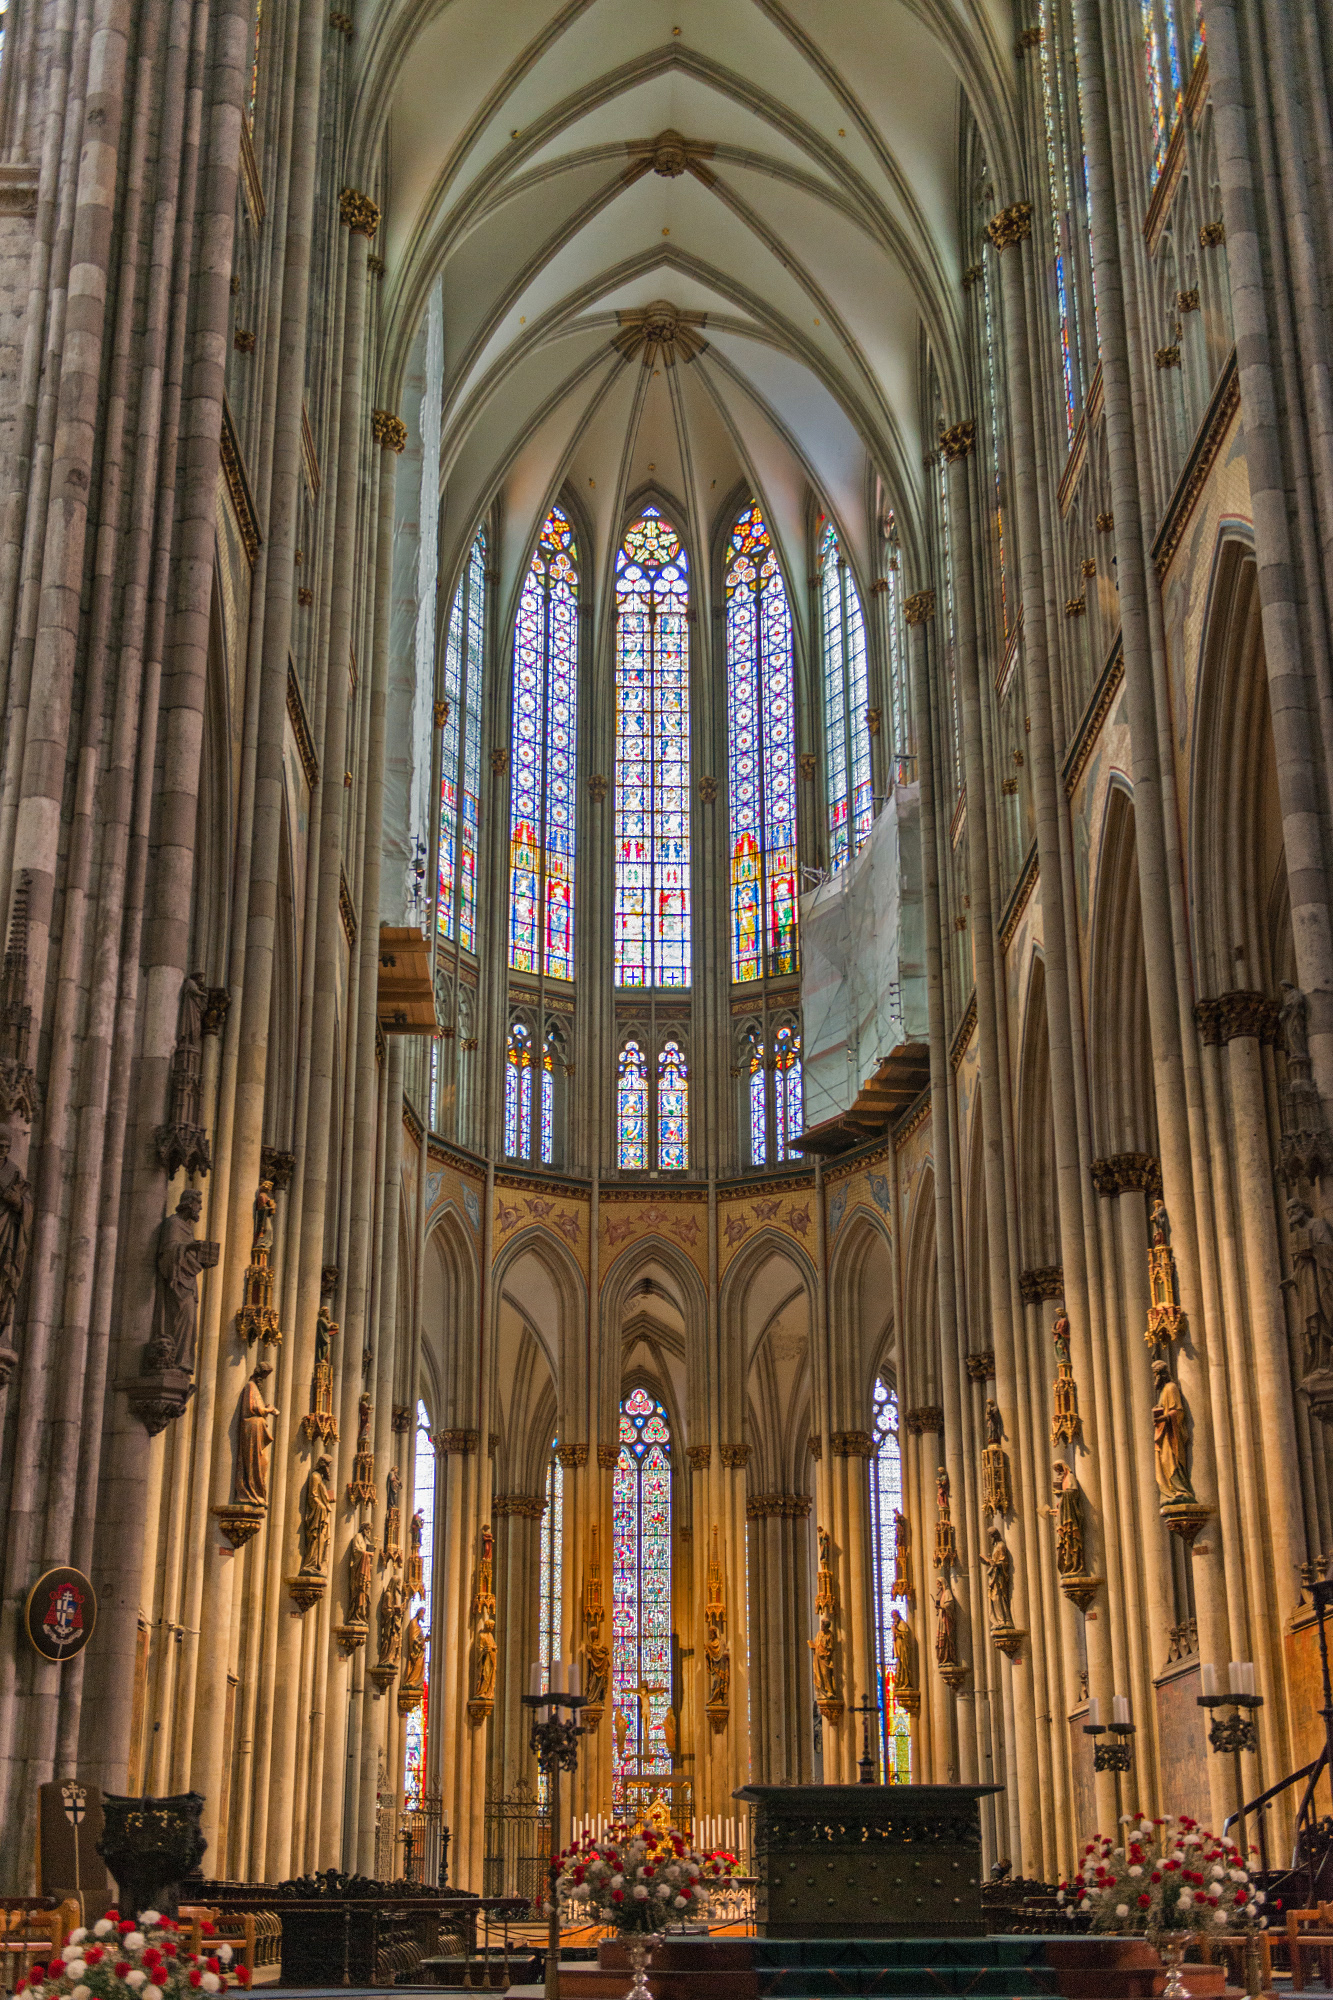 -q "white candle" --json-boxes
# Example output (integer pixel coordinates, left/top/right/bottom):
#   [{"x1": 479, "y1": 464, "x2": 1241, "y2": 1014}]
[
  {"x1": 1201, "y1": 1663, "x2": 1218, "y2": 1696},
  {"x1": 569, "y1": 1659, "x2": 581, "y2": 1696},
  {"x1": 551, "y1": 1658, "x2": 566, "y2": 1694},
  {"x1": 1228, "y1": 1660, "x2": 1244, "y2": 1694},
  {"x1": 1243, "y1": 1662, "x2": 1256, "y2": 1696},
  {"x1": 1087, "y1": 1696, "x2": 1101, "y2": 1726},
  {"x1": 530, "y1": 1661, "x2": 542, "y2": 1697},
  {"x1": 1113, "y1": 1695, "x2": 1130, "y2": 1726}
]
